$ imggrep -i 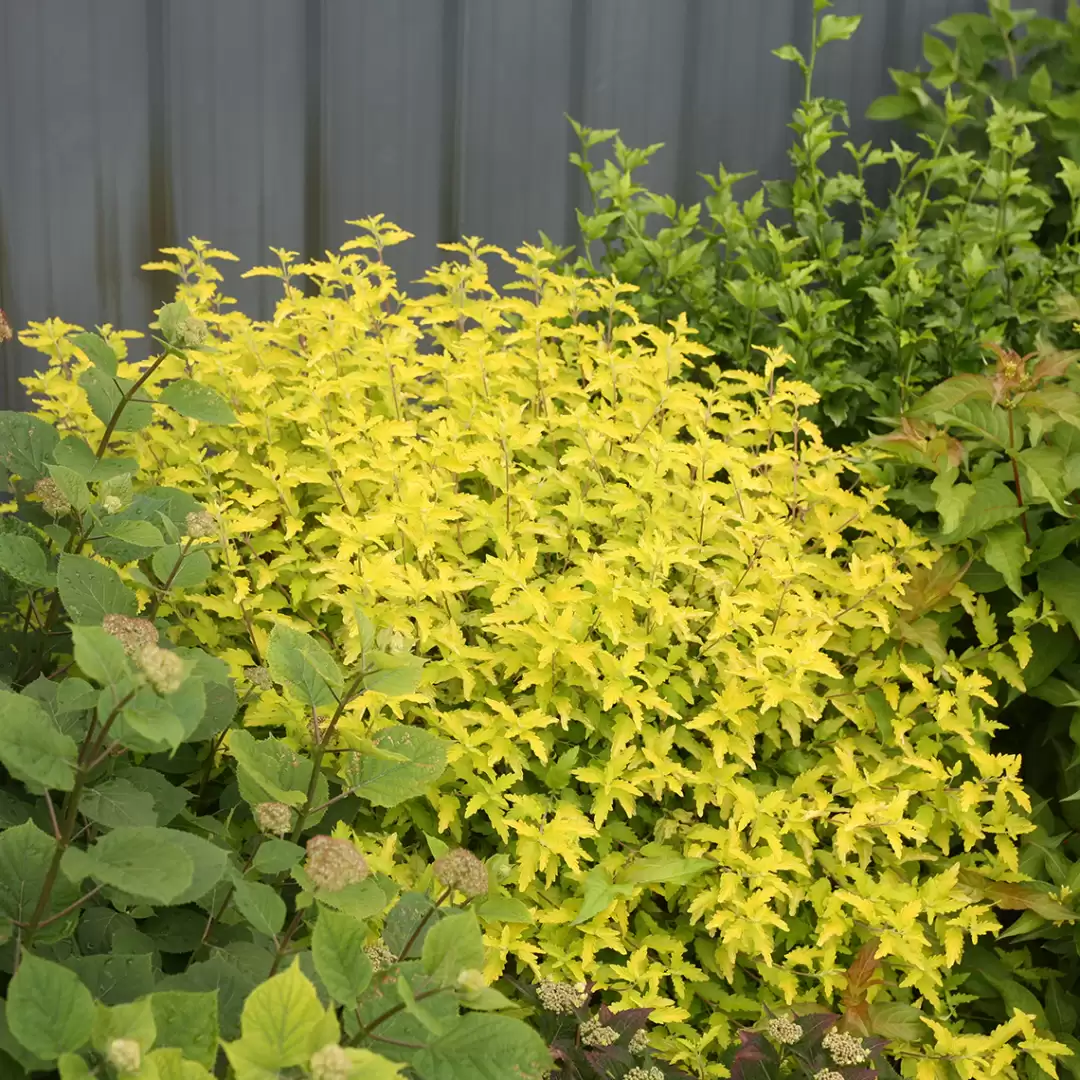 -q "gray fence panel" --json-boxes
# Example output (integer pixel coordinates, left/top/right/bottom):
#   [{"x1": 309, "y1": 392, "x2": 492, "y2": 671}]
[{"x1": 0, "y1": 0, "x2": 1071, "y2": 408}]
